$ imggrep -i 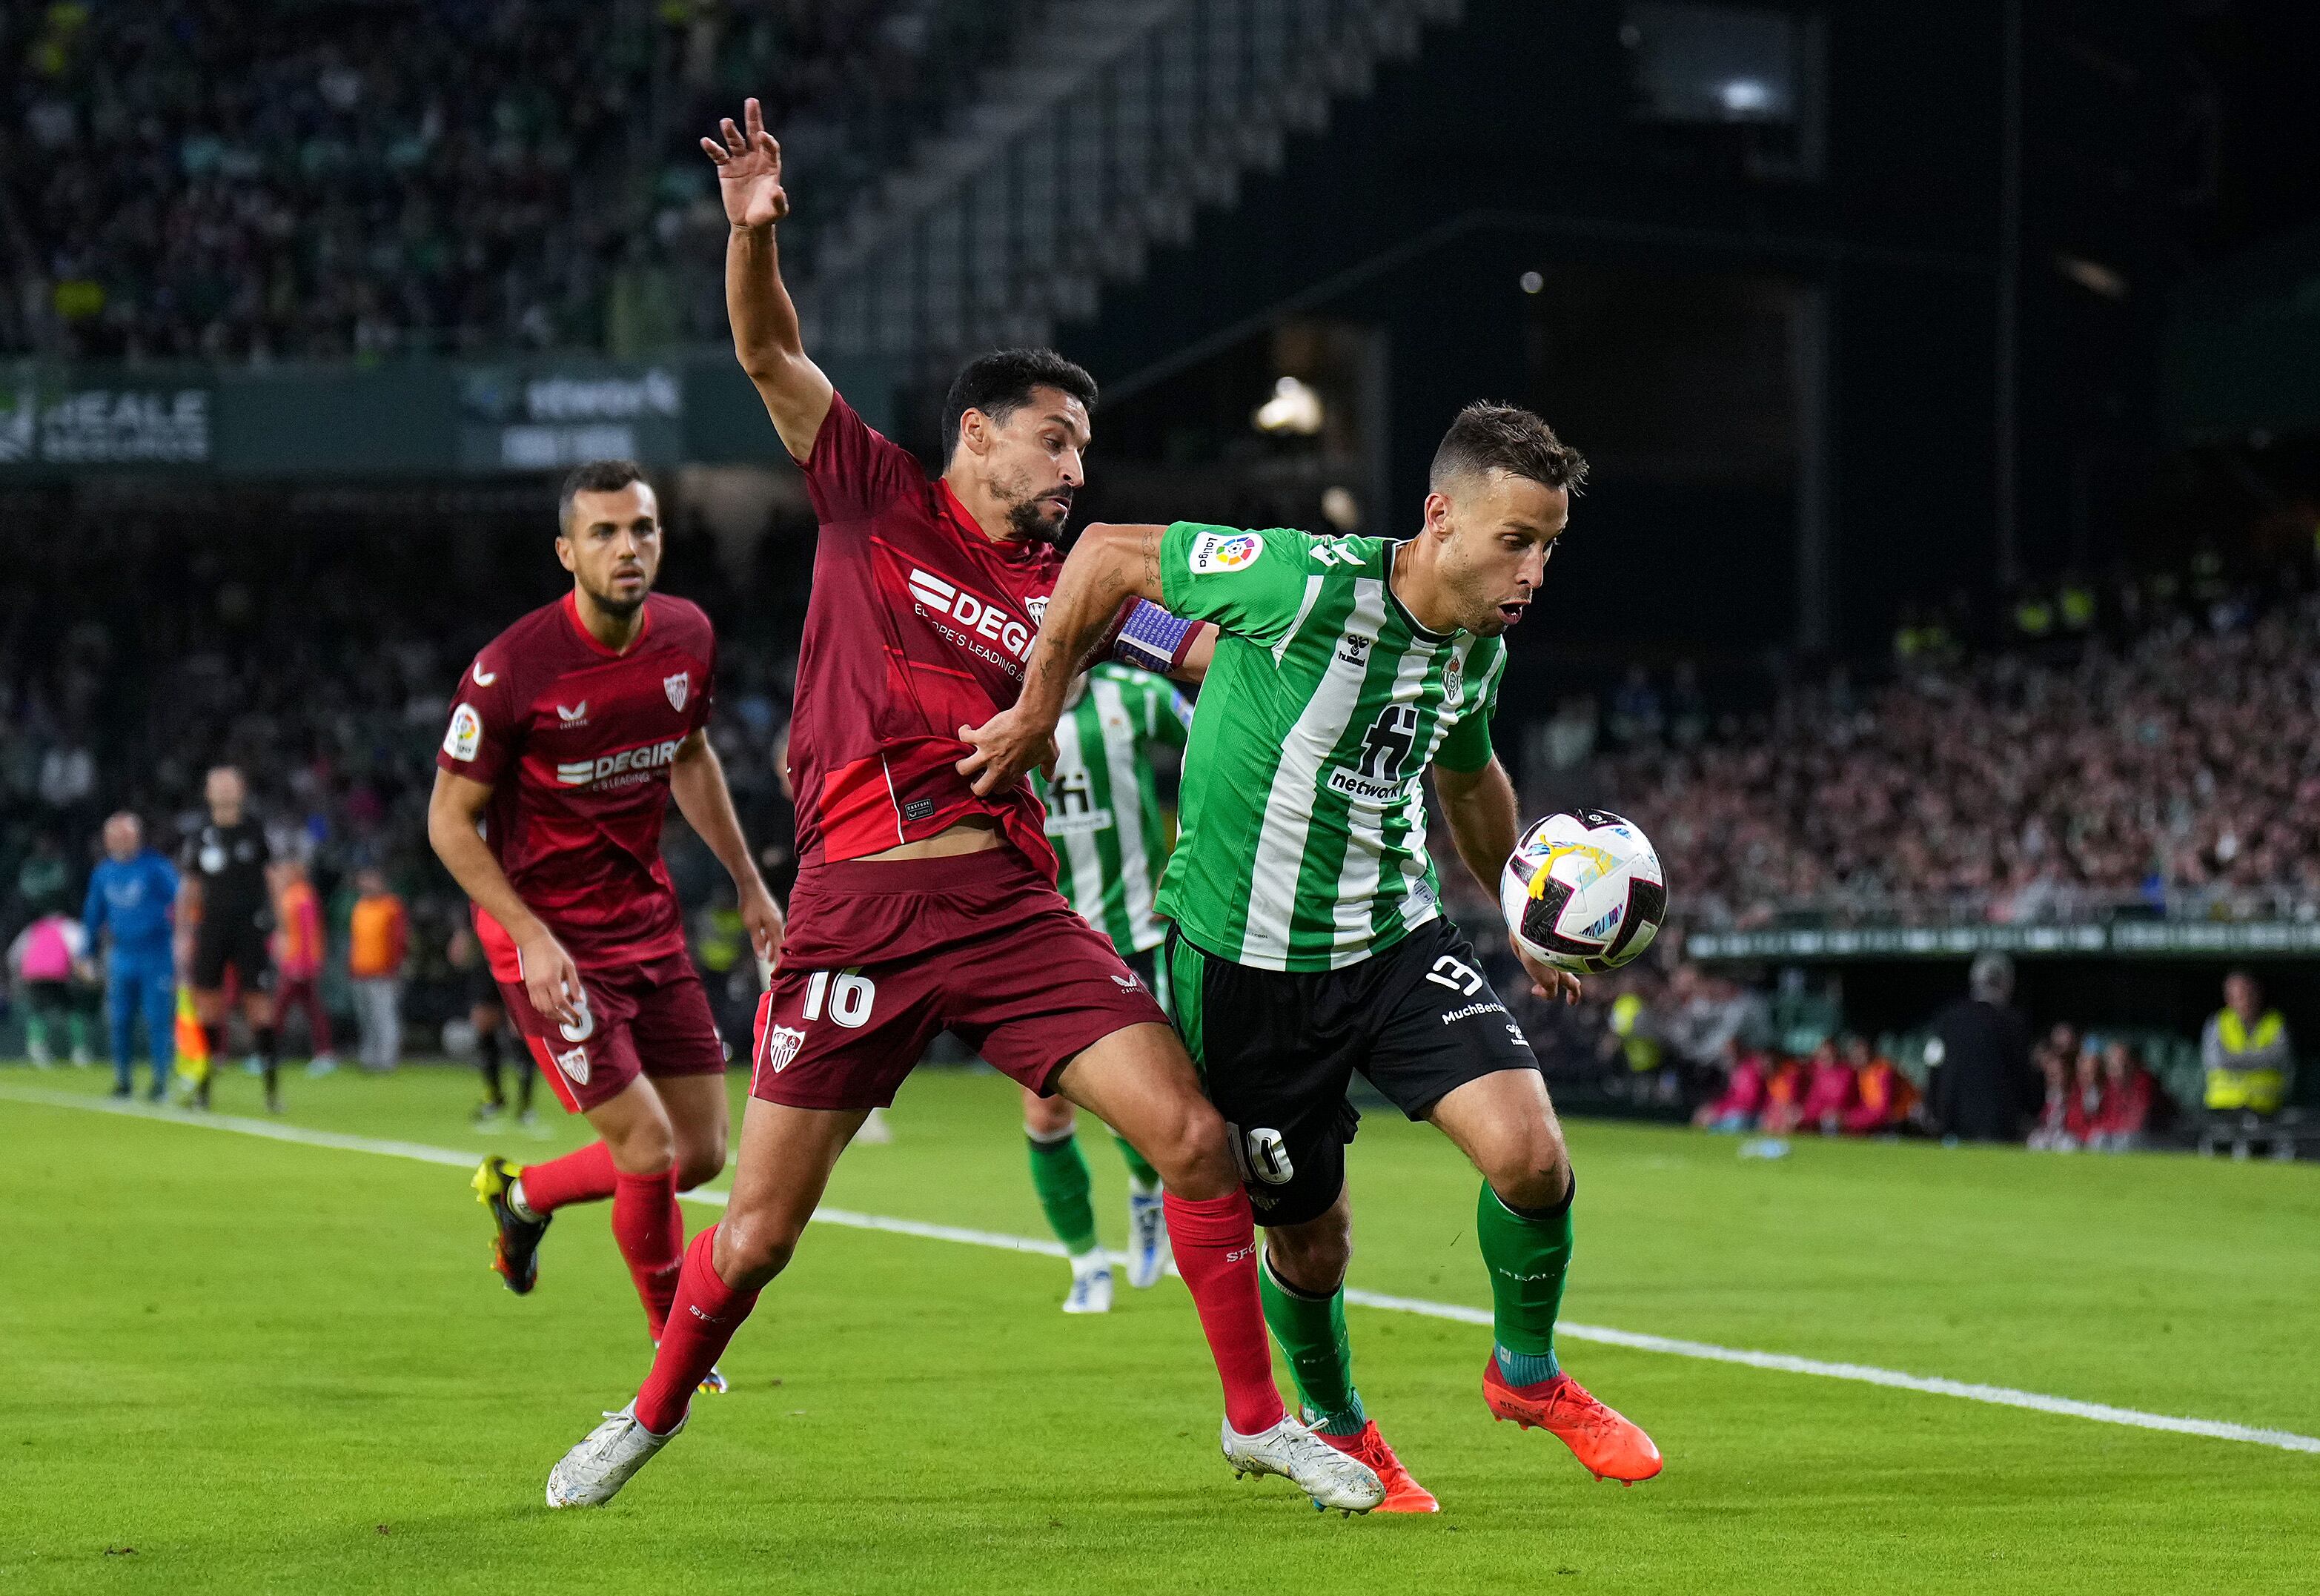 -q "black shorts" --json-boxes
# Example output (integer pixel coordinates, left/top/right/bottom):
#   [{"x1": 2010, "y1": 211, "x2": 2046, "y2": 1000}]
[
  {"x1": 192, "y1": 910, "x2": 274, "y2": 995},
  {"x1": 1164, "y1": 916, "x2": 1540, "y2": 1228},
  {"x1": 461, "y1": 962, "x2": 503, "y2": 1011}
]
